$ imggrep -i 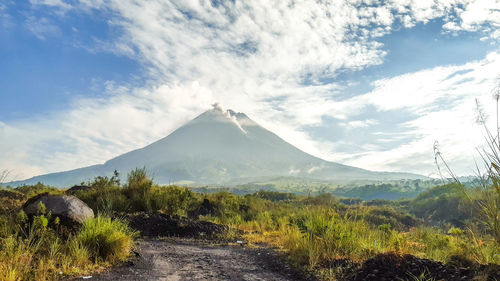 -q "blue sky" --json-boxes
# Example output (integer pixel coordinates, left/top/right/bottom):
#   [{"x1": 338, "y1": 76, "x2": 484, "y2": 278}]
[
  {"x1": 0, "y1": 1, "x2": 143, "y2": 120},
  {"x1": 1, "y1": 0, "x2": 500, "y2": 180}
]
